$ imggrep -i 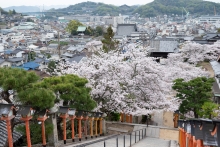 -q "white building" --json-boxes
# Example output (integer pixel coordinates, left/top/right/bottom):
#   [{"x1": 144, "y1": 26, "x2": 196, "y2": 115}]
[
  {"x1": 199, "y1": 15, "x2": 220, "y2": 23},
  {"x1": 104, "y1": 14, "x2": 125, "y2": 27},
  {"x1": 44, "y1": 25, "x2": 52, "y2": 31},
  {"x1": 10, "y1": 33, "x2": 25, "y2": 42}
]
